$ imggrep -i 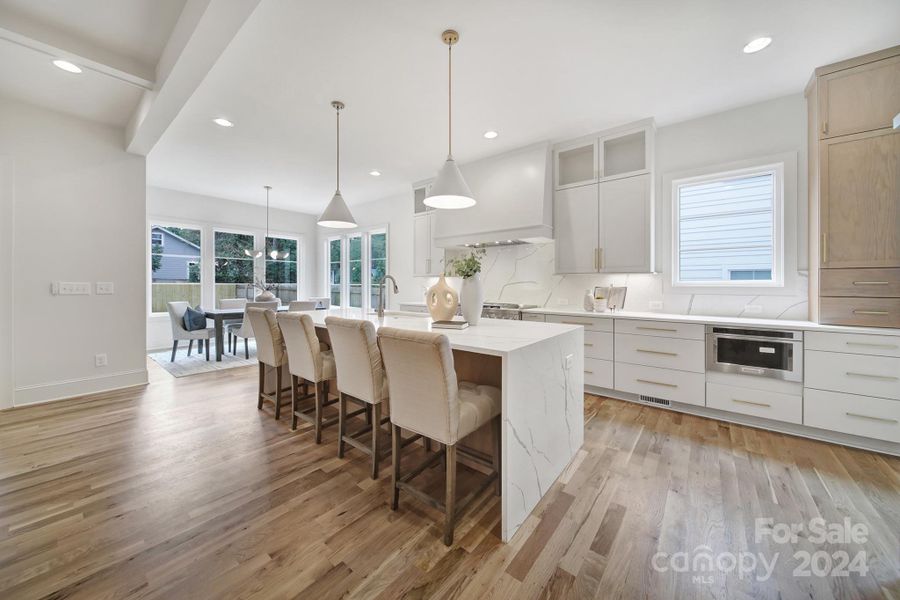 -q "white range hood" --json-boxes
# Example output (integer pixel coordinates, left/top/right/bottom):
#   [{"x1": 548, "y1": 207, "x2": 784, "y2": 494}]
[{"x1": 432, "y1": 142, "x2": 552, "y2": 248}]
